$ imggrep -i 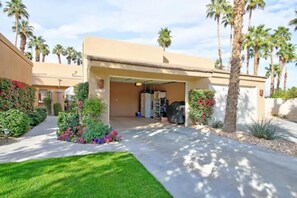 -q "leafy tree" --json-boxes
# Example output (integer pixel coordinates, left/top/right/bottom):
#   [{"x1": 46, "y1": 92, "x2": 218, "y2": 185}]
[
  {"x1": 24, "y1": 51, "x2": 32, "y2": 60},
  {"x1": 157, "y1": 28, "x2": 172, "y2": 52},
  {"x1": 244, "y1": 25, "x2": 270, "y2": 75},
  {"x1": 289, "y1": 11, "x2": 297, "y2": 31},
  {"x1": 52, "y1": 44, "x2": 64, "y2": 64},
  {"x1": 41, "y1": 43, "x2": 50, "y2": 62},
  {"x1": 206, "y1": 0, "x2": 228, "y2": 70},
  {"x1": 223, "y1": 0, "x2": 245, "y2": 132},
  {"x1": 3, "y1": 0, "x2": 29, "y2": 46},
  {"x1": 277, "y1": 43, "x2": 296, "y2": 91},
  {"x1": 265, "y1": 64, "x2": 280, "y2": 78},
  {"x1": 244, "y1": 0, "x2": 266, "y2": 74},
  {"x1": 63, "y1": 47, "x2": 76, "y2": 65},
  {"x1": 28, "y1": 35, "x2": 46, "y2": 62},
  {"x1": 12, "y1": 20, "x2": 33, "y2": 53}
]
